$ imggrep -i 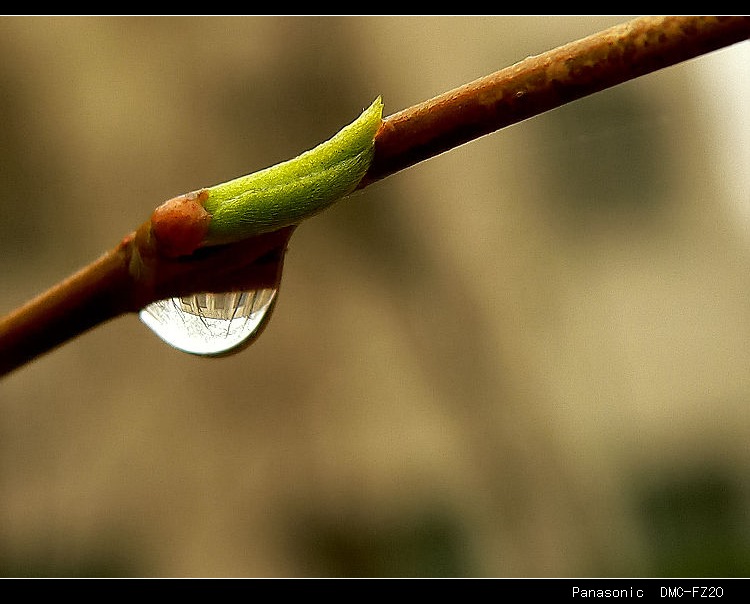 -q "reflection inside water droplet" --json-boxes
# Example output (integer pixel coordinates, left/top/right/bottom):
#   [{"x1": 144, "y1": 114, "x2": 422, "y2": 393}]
[{"x1": 139, "y1": 289, "x2": 277, "y2": 356}]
